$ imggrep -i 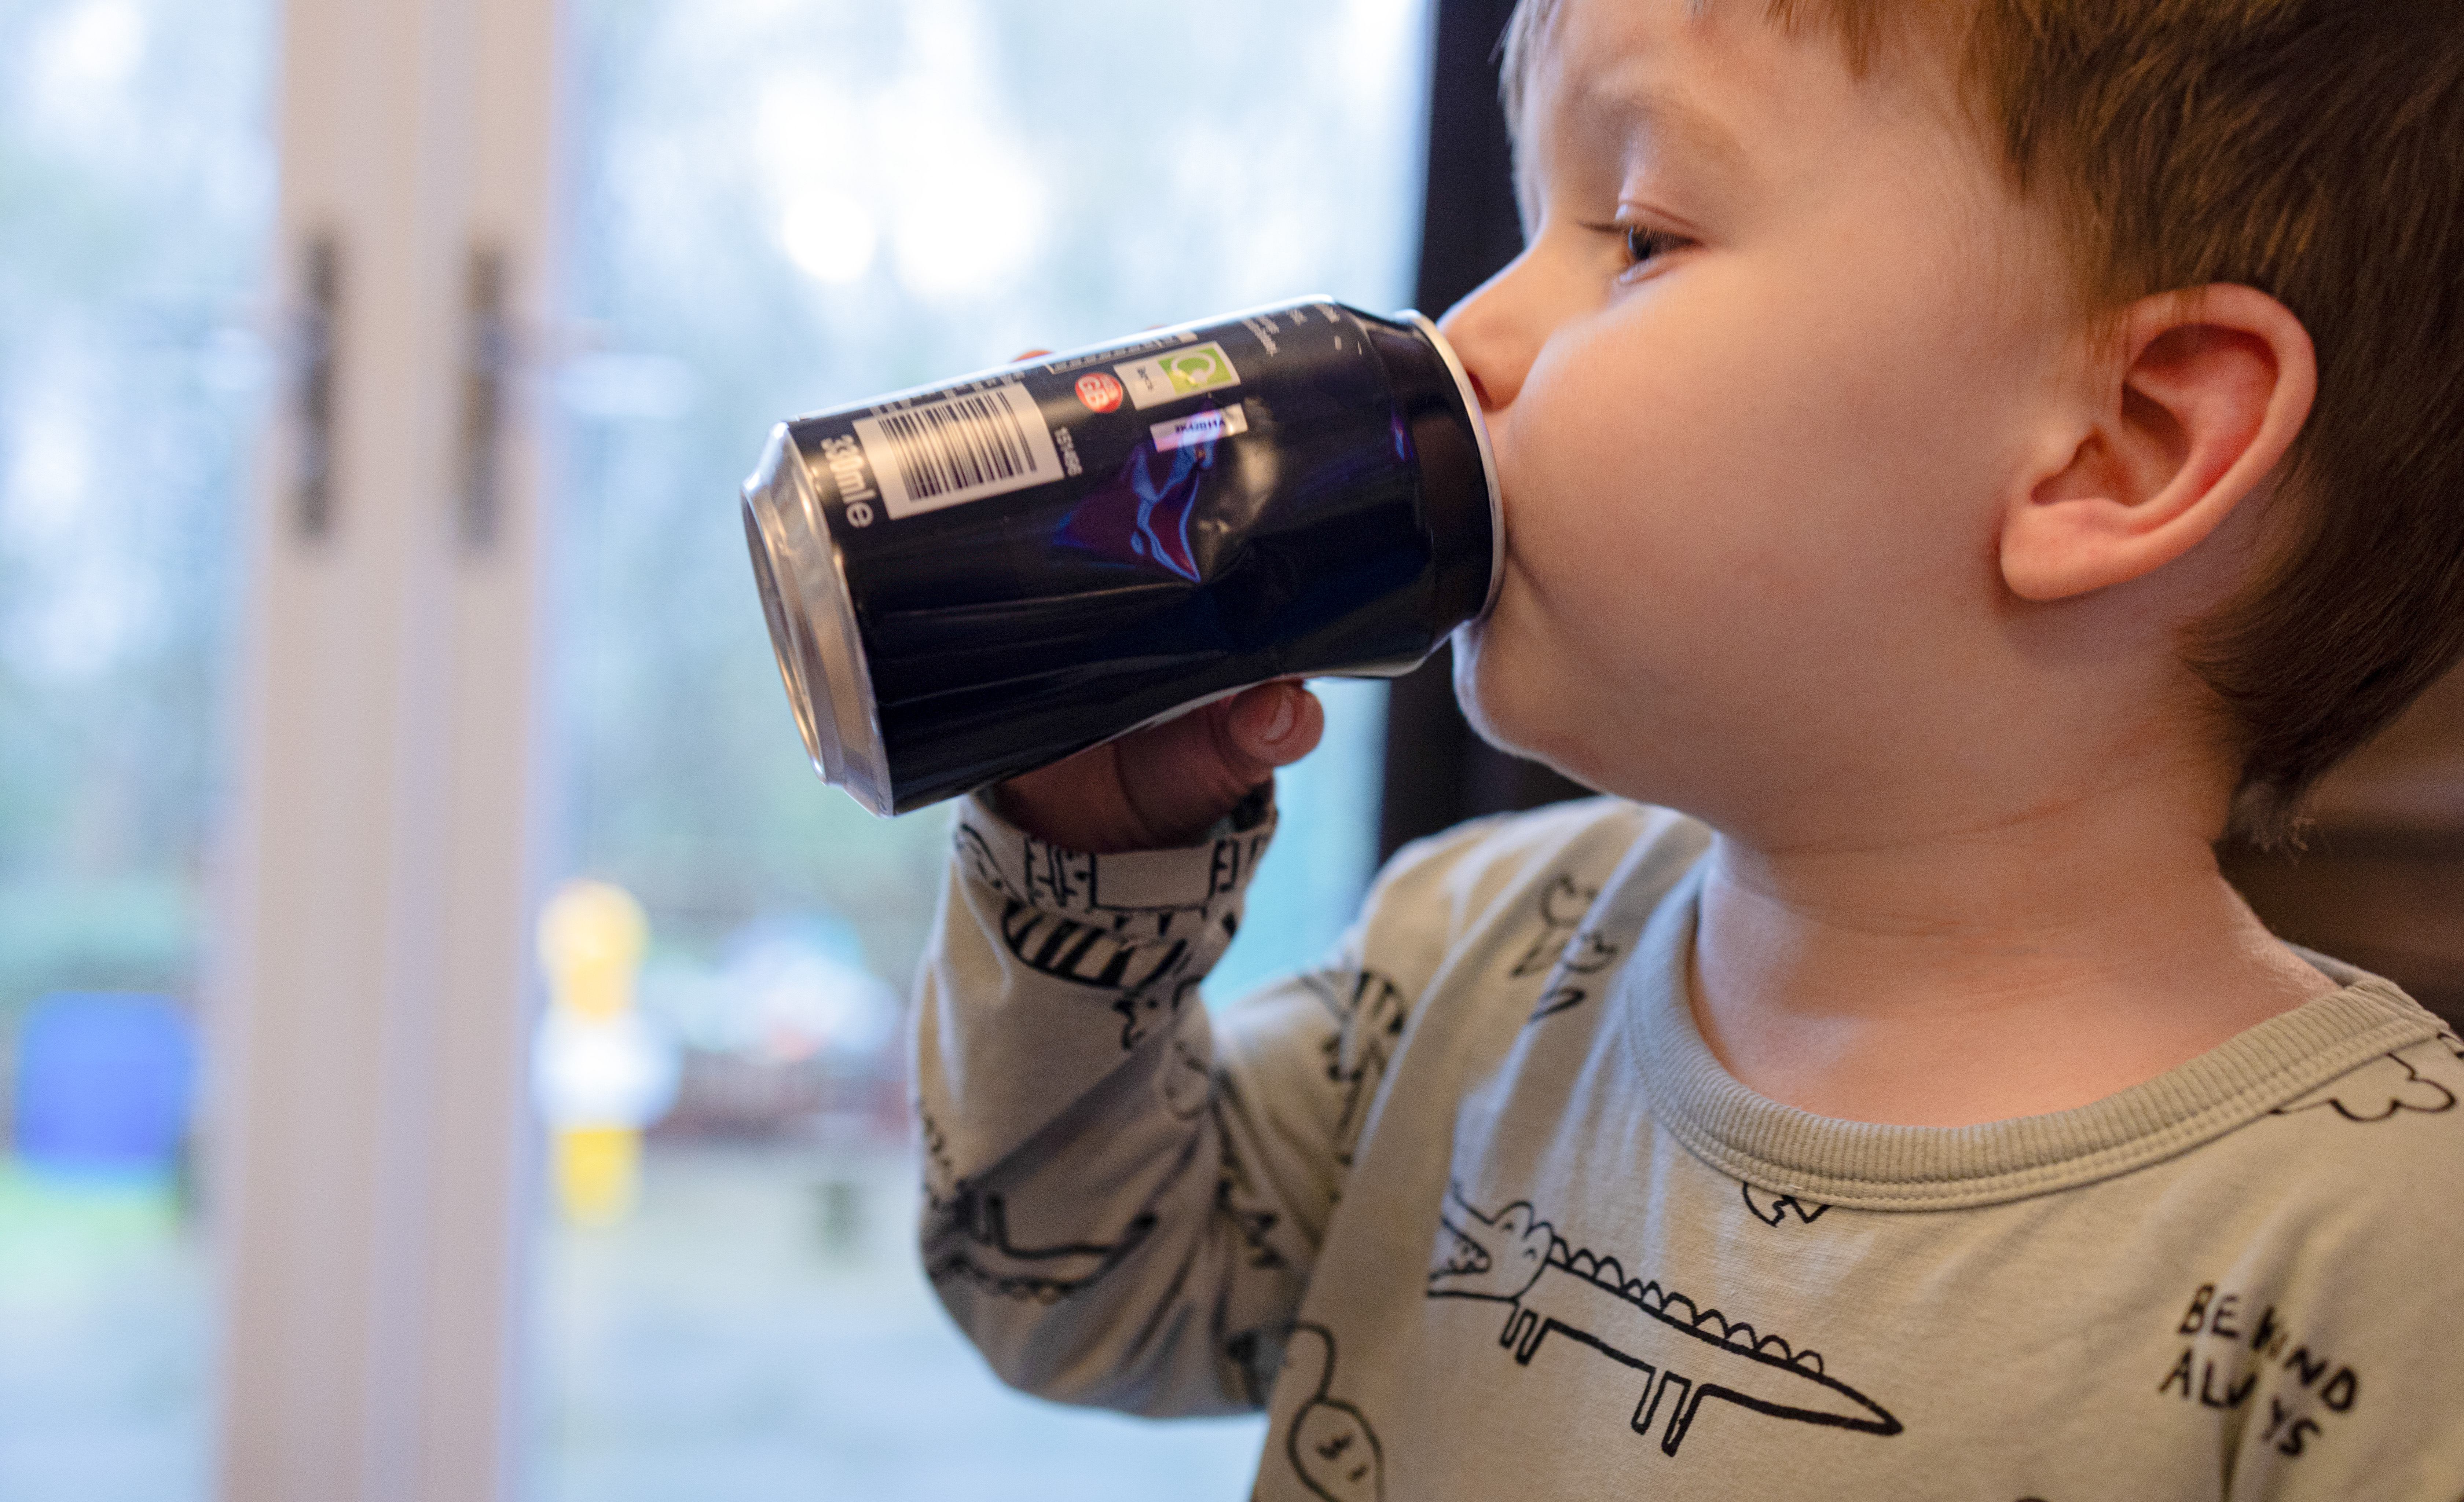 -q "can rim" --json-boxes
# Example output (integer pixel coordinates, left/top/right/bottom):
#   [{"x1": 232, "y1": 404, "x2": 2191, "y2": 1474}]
[
  {"x1": 1403, "y1": 309, "x2": 1506, "y2": 620},
  {"x1": 740, "y1": 425, "x2": 895, "y2": 816}
]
